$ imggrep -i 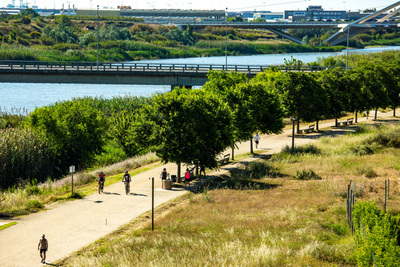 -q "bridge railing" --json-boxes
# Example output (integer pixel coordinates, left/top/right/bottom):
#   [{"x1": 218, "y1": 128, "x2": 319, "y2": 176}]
[{"x1": 0, "y1": 60, "x2": 332, "y2": 74}]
